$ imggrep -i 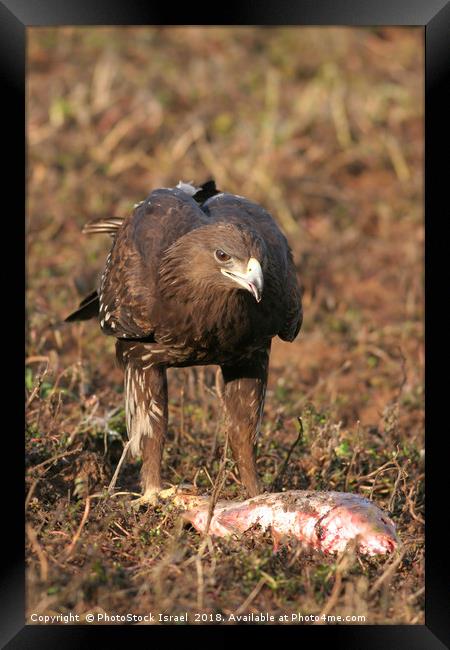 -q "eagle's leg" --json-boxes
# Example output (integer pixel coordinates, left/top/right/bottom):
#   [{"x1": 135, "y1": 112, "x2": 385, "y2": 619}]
[
  {"x1": 221, "y1": 346, "x2": 270, "y2": 497},
  {"x1": 139, "y1": 366, "x2": 168, "y2": 499},
  {"x1": 116, "y1": 341, "x2": 168, "y2": 504}
]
